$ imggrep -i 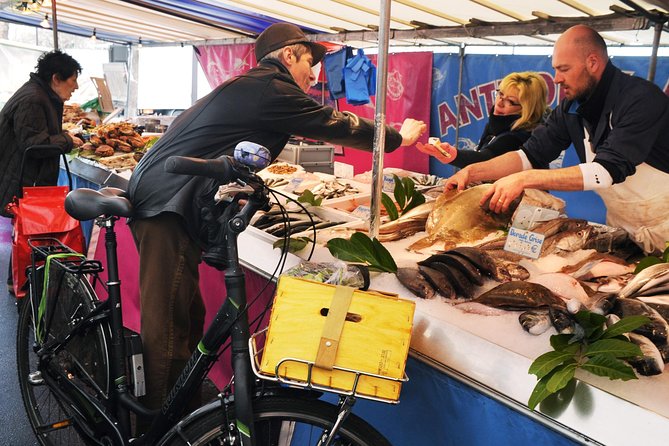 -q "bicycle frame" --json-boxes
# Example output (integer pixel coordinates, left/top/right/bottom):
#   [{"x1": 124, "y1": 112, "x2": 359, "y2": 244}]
[{"x1": 29, "y1": 195, "x2": 268, "y2": 445}]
